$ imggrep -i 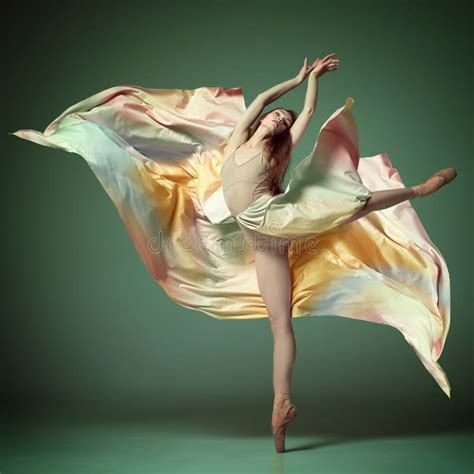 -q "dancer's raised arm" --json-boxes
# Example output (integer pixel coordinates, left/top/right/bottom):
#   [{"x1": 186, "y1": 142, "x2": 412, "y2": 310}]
[
  {"x1": 289, "y1": 54, "x2": 340, "y2": 148},
  {"x1": 258, "y1": 75, "x2": 300, "y2": 106},
  {"x1": 230, "y1": 55, "x2": 340, "y2": 147},
  {"x1": 231, "y1": 58, "x2": 318, "y2": 135},
  {"x1": 300, "y1": 53, "x2": 339, "y2": 113},
  {"x1": 232, "y1": 70, "x2": 302, "y2": 135}
]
